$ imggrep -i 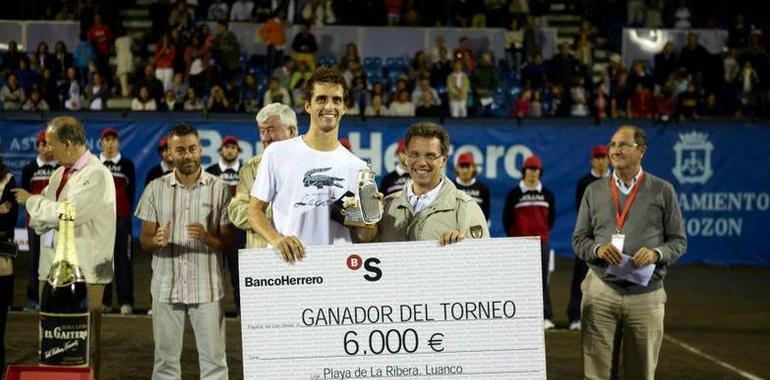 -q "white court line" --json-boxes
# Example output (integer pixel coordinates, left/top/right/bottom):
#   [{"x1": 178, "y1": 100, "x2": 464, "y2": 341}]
[{"x1": 664, "y1": 334, "x2": 766, "y2": 380}]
